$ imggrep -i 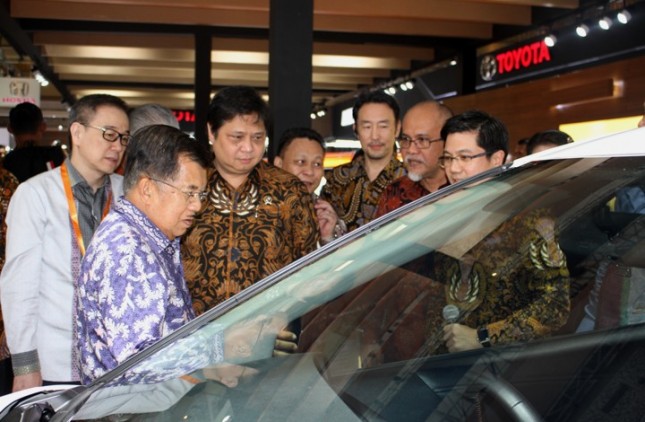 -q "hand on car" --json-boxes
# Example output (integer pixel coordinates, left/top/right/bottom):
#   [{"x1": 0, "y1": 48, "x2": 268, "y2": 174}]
[
  {"x1": 443, "y1": 323, "x2": 481, "y2": 353},
  {"x1": 273, "y1": 329, "x2": 298, "y2": 356},
  {"x1": 203, "y1": 363, "x2": 258, "y2": 388}
]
